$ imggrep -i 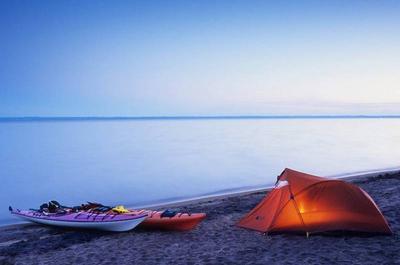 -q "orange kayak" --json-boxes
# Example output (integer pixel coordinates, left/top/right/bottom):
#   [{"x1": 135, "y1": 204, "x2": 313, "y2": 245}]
[{"x1": 130, "y1": 210, "x2": 206, "y2": 231}]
